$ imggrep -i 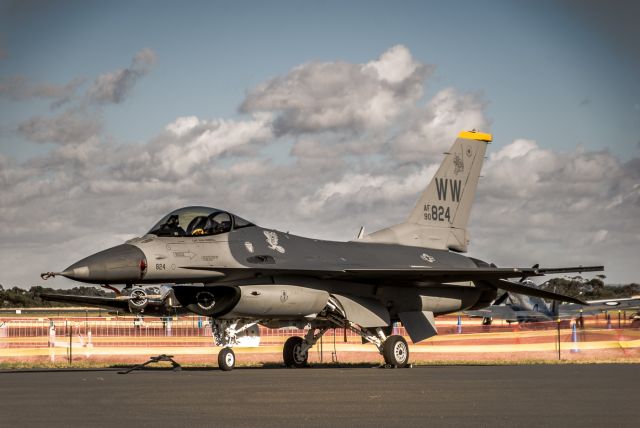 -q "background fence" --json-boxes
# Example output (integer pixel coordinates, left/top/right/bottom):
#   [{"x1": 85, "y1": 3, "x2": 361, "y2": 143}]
[{"x1": 1, "y1": 313, "x2": 639, "y2": 364}]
